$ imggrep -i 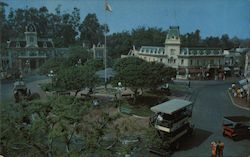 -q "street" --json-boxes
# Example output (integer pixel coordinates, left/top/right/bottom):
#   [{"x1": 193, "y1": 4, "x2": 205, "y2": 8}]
[
  {"x1": 172, "y1": 81, "x2": 250, "y2": 157},
  {"x1": 0, "y1": 74, "x2": 48, "y2": 103}
]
